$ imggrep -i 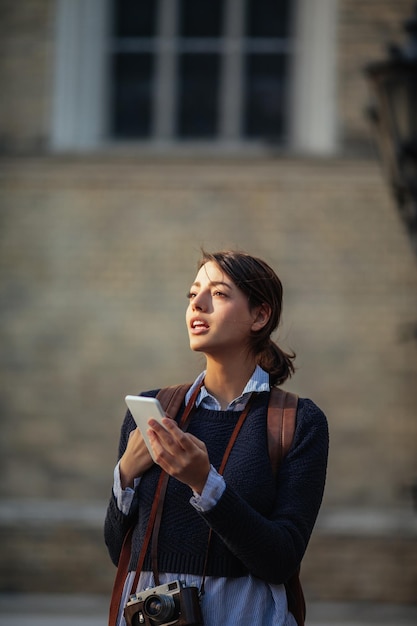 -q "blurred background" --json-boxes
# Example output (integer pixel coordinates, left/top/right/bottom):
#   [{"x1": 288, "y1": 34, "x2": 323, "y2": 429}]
[{"x1": 0, "y1": 0, "x2": 417, "y2": 624}]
